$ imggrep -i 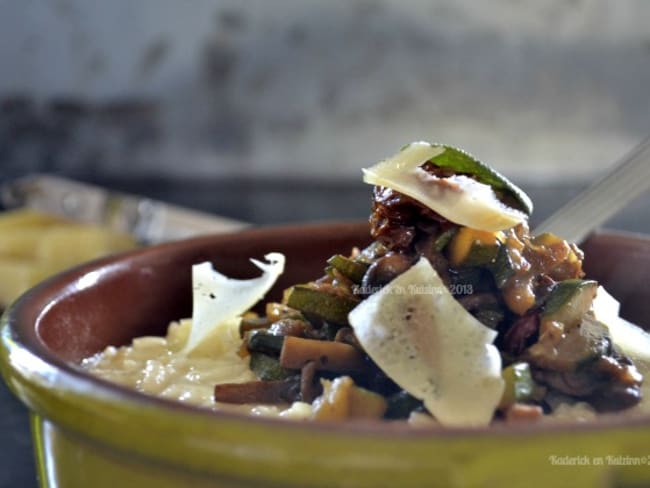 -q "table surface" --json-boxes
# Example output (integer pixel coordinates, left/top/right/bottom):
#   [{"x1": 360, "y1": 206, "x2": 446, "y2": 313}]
[{"x1": 1, "y1": 178, "x2": 649, "y2": 488}]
